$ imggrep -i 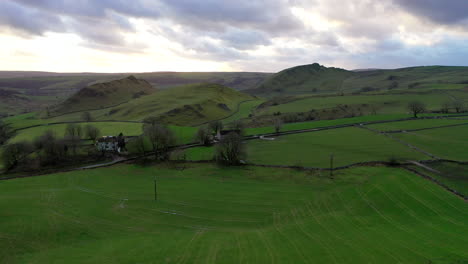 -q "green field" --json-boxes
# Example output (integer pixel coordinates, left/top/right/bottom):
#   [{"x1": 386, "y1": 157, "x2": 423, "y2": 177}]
[
  {"x1": 257, "y1": 92, "x2": 456, "y2": 116},
  {"x1": 411, "y1": 162, "x2": 468, "y2": 197},
  {"x1": 395, "y1": 126, "x2": 468, "y2": 161},
  {"x1": 0, "y1": 164, "x2": 466, "y2": 263},
  {"x1": 221, "y1": 99, "x2": 264, "y2": 125},
  {"x1": 369, "y1": 119, "x2": 468, "y2": 131},
  {"x1": 246, "y1": 127, "x2": 428, "y2": 167},
  {"x1": 245, "y1": 114, "x2": 411, "y2": 135}
]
